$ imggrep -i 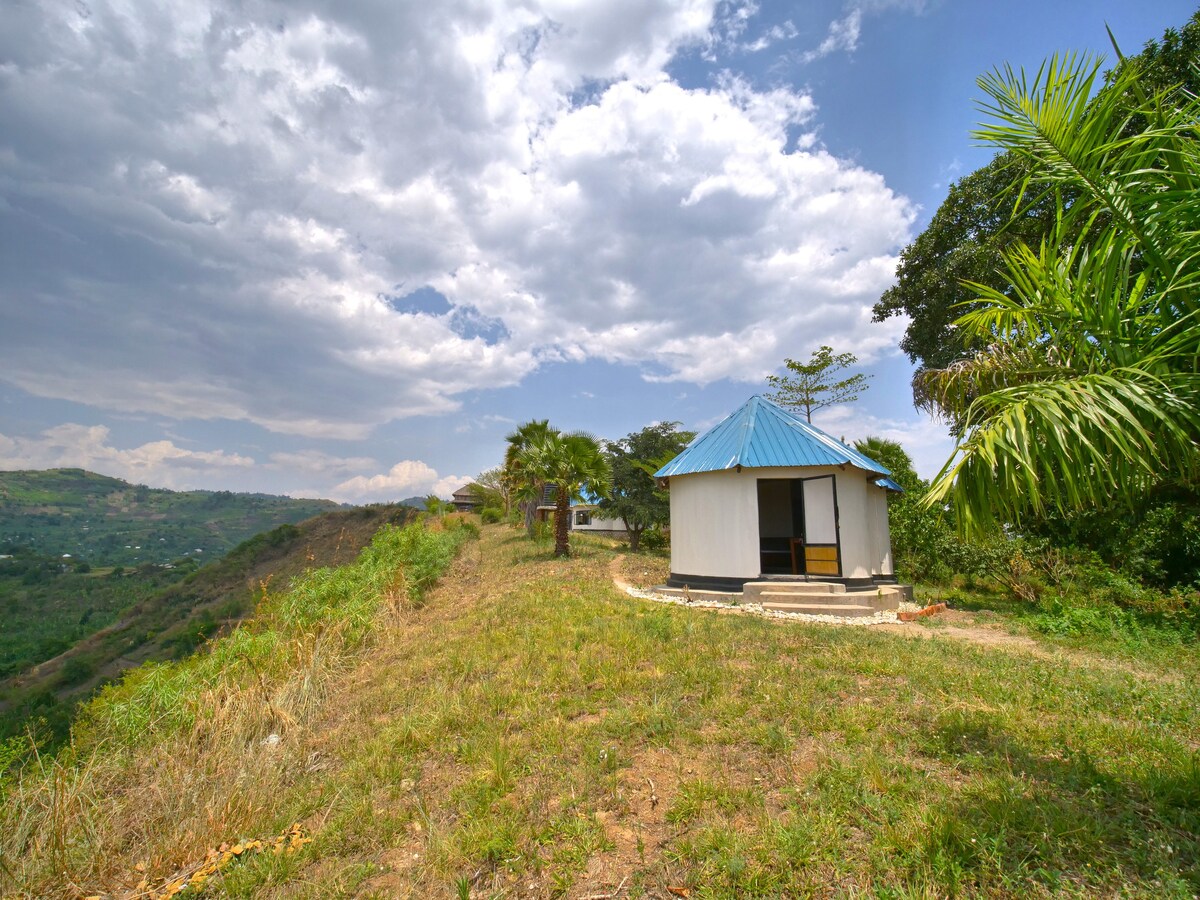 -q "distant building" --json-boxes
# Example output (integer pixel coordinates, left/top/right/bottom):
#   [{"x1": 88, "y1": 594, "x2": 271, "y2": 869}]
[
  {"x1": 535, "y1": 485, "x2": 626, "y2": 536},
  {"x1": 452, "y1": 484, "x2": 483, "y2": 513}
]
